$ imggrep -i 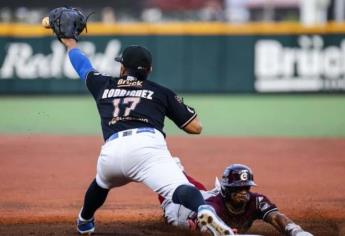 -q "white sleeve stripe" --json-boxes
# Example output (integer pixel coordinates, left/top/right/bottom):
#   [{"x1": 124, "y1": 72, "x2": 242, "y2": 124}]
[
  {"x1": 180, "y1": 113, "x2": 197, "y2": 128},
  {"x1": 262, "y1": 208, "x2": 278, "y2": 220}
]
